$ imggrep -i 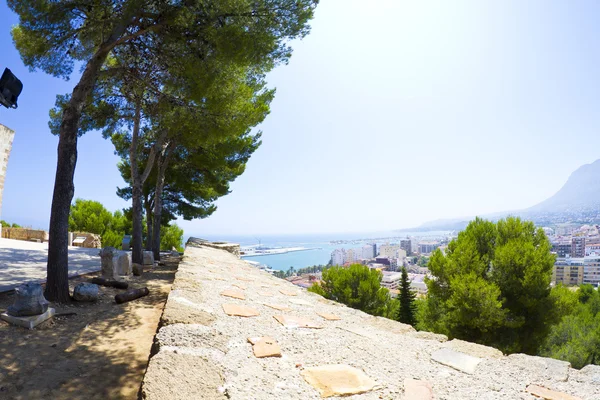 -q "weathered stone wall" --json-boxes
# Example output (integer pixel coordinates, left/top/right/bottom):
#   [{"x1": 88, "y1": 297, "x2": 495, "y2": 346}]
[
  {"x1": 1, "y1": 227, "x2": 48, "y2": 242},
  {"x1": 140, "y1": 241, "x2": 599, "y2": 400},
  {"x1": 71, "y1": 232, "x2": 102, "y2": 249},
  {"x1": 0, "y1": 124, "x2": 15, "y2": 218},
  {"x1": 186, "y1": 237, "x2": 240, "y2": 258}
]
